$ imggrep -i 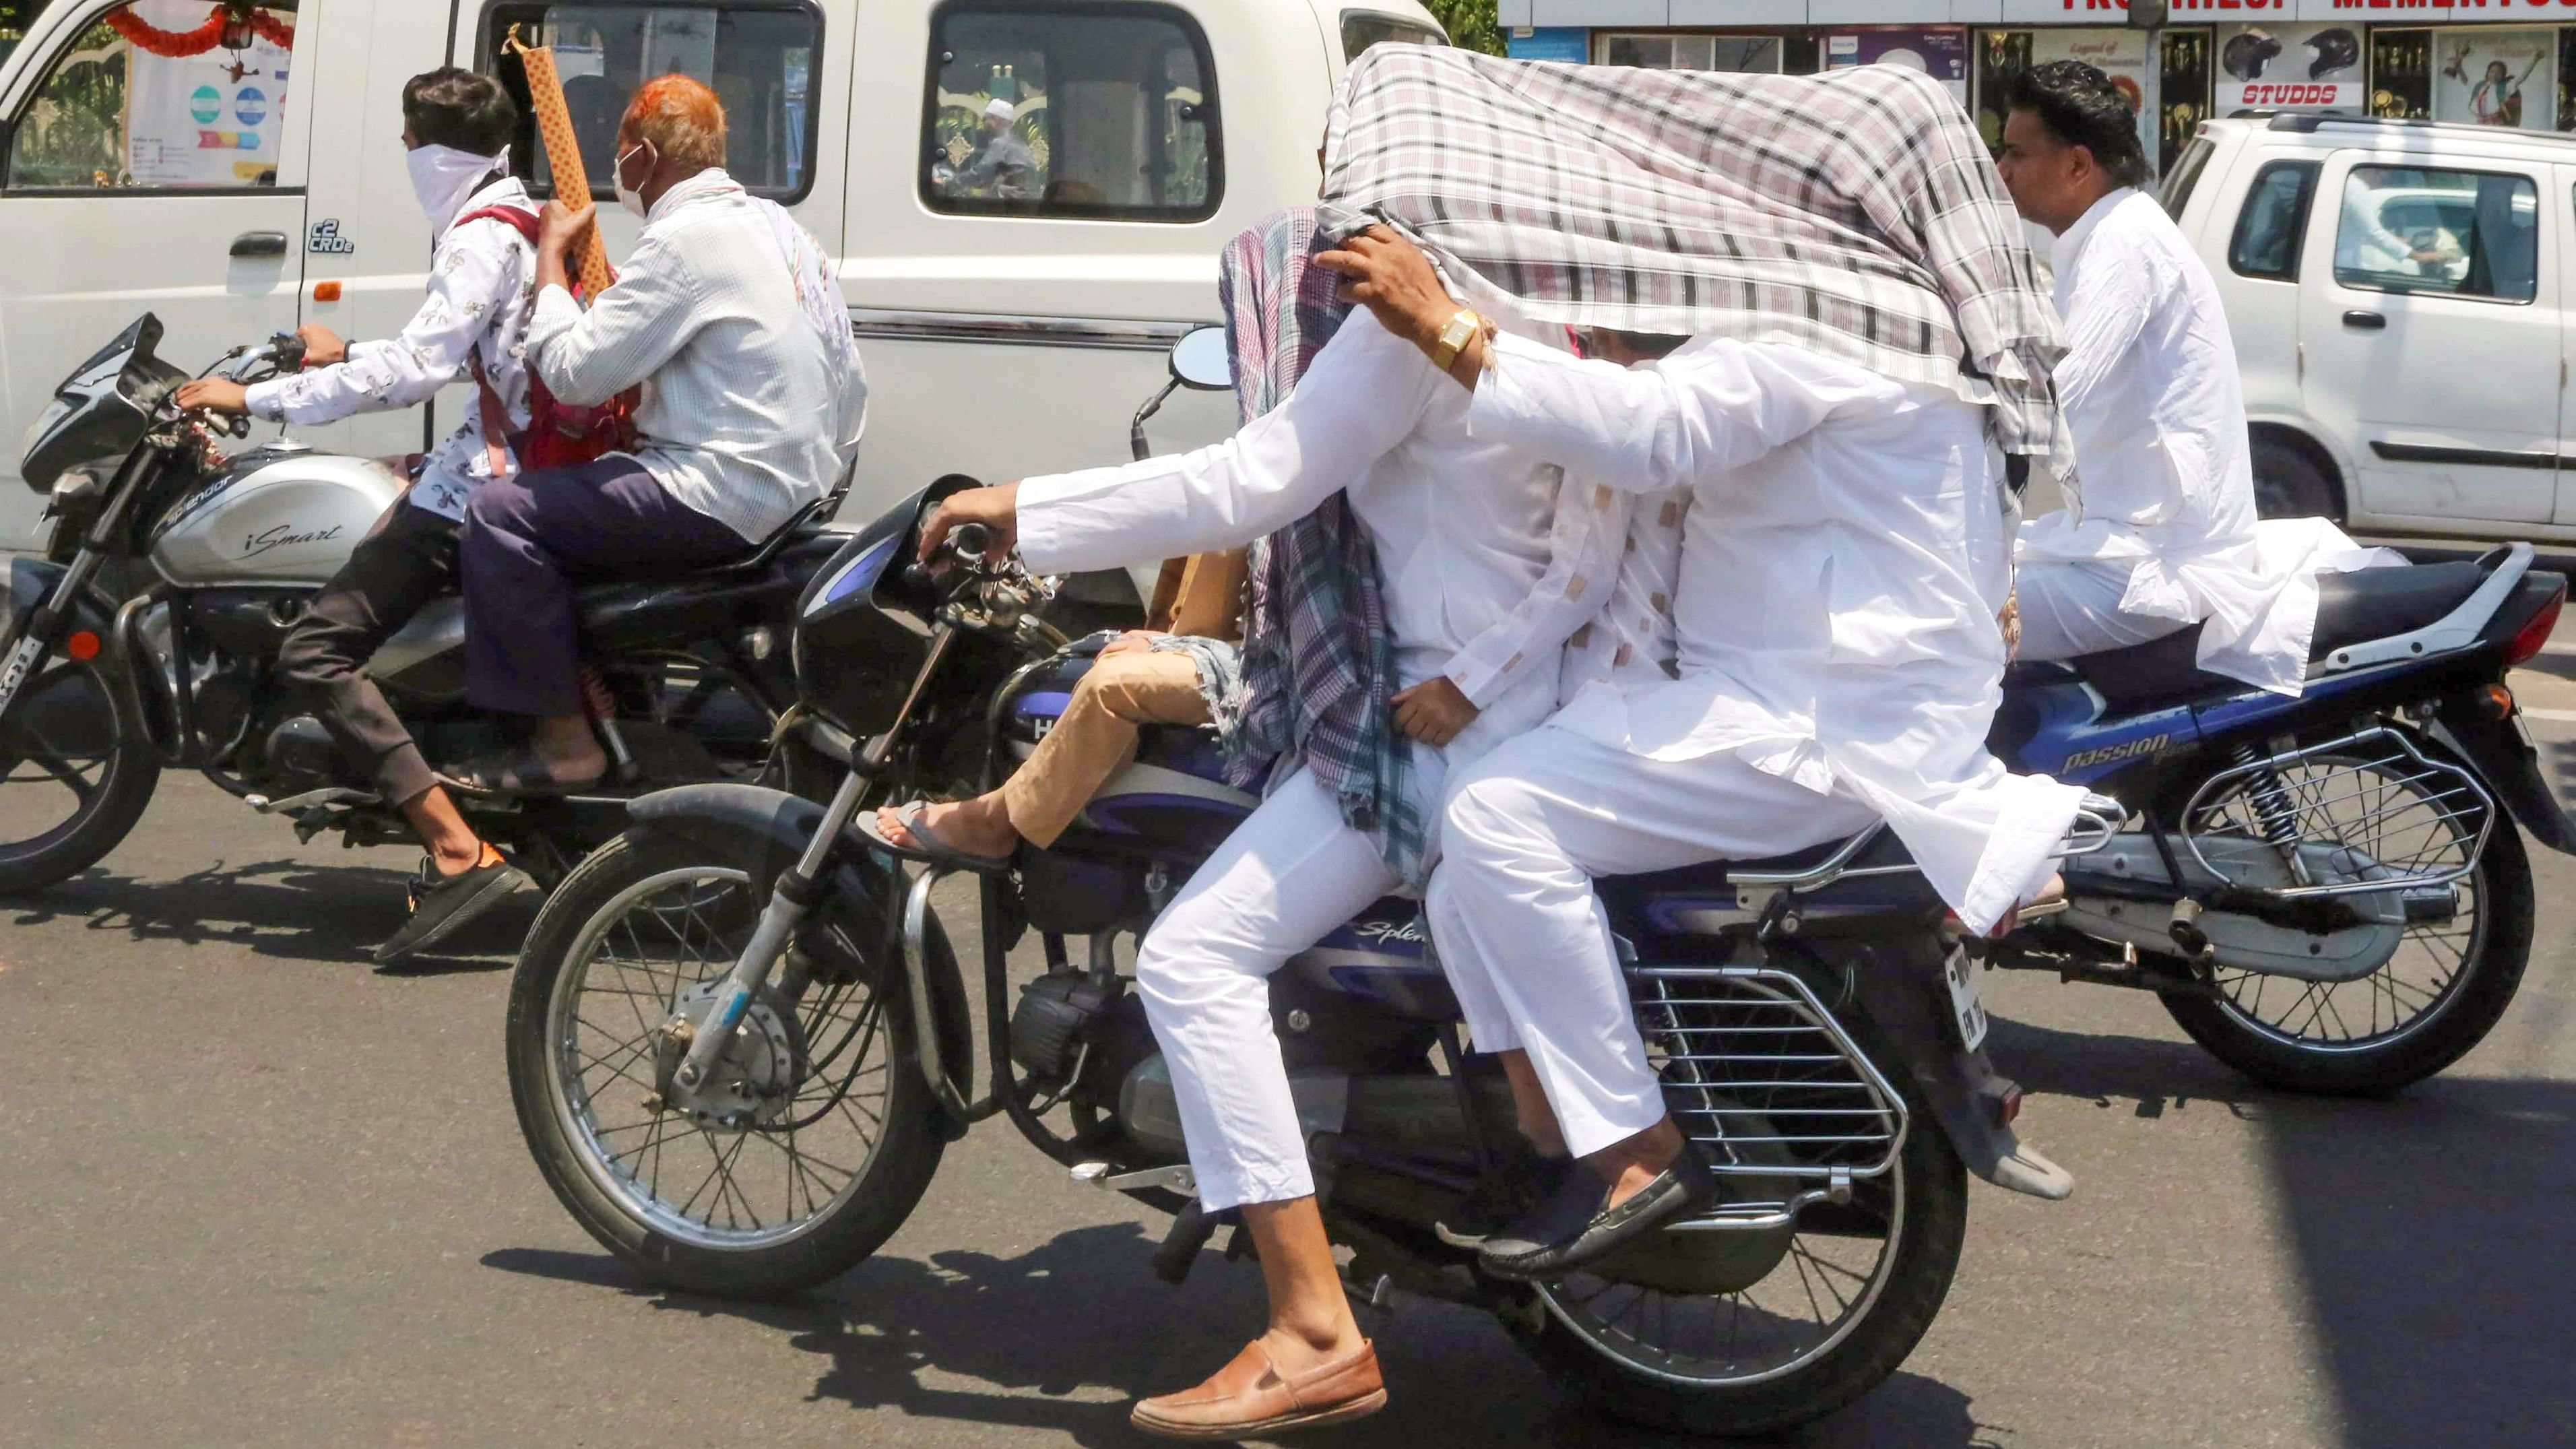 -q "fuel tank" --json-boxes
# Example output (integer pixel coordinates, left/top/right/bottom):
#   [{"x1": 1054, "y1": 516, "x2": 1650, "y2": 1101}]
[{"x1": 149, "y1": 444, "x2": 401, "y2": 587}]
